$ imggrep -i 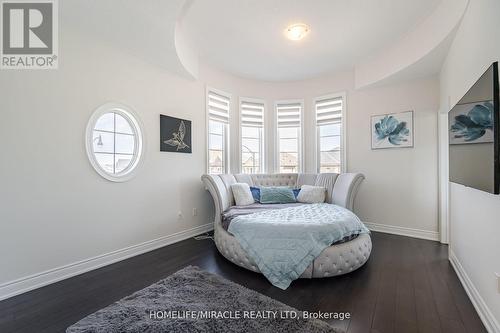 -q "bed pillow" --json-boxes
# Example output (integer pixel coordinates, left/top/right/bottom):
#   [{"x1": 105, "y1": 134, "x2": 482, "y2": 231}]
[
  {"x1": 296, "y1": 185, "x2": 326, "y2": 203},
  {"x1": 250, "y1": 187, "x2": 299, "y2": 203},
  {"x1": 250, "y1": 186, "x2": 261, "y2": 202},
  {"x1": 260, "y1": 187, "x2": 296, "y2": 204},
  {"x1": 231, "y1": 183, "x2": 255, "y2": 206}
]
